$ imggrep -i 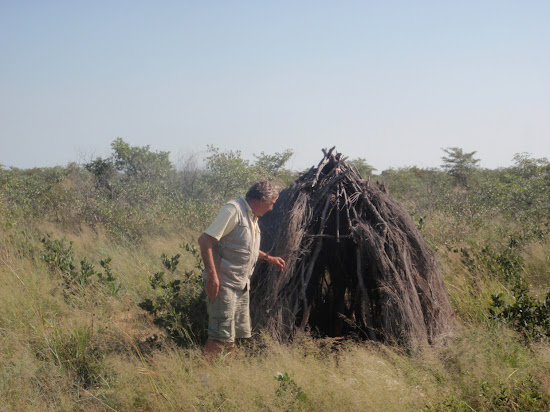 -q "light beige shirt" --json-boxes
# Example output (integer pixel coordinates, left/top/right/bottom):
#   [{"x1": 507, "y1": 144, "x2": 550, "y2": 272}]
[{"x1": 205, "y1": 198, "x2": 259, "y2": 242}]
